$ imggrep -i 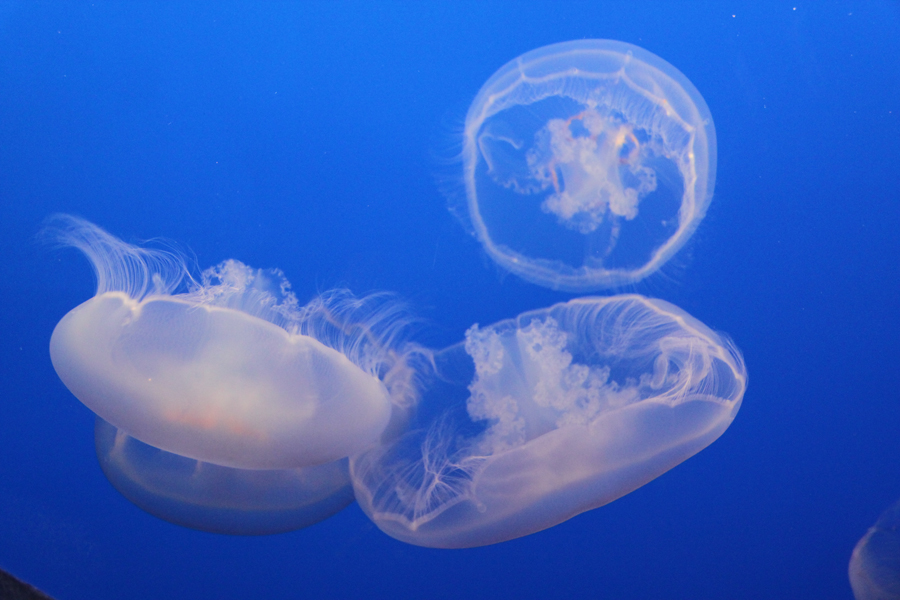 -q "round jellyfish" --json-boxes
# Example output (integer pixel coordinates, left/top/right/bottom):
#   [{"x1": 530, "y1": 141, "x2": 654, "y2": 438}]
[
  {"x1": 95, "y1": 417, "x2": 354, "y2": 535},
  {"x1": 48, "y1": 216, "x2": 416, "y2": 470},
  {"x1": 461, "y1": 39, "x2": 717, "y2": 291},
  {"x1": 351, "y1": 295, "x2": 746, "y2": 548},
  {"x1": 850, "y1": 498, "x2": 900, "y2": 600}
]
